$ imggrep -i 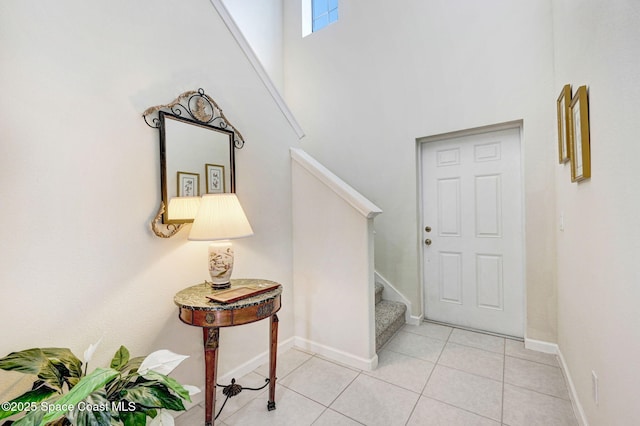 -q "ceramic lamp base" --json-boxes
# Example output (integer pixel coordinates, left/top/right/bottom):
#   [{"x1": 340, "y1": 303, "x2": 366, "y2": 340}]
[{"x1": 208, "y1": 240, "x2": 234, "y2": 289}]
